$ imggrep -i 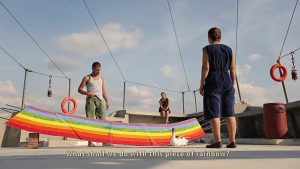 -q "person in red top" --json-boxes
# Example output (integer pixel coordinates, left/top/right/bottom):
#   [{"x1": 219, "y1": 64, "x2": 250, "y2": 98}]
[{"x1": 159, "y1": 92, "x2": 171, "y2": 124}]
